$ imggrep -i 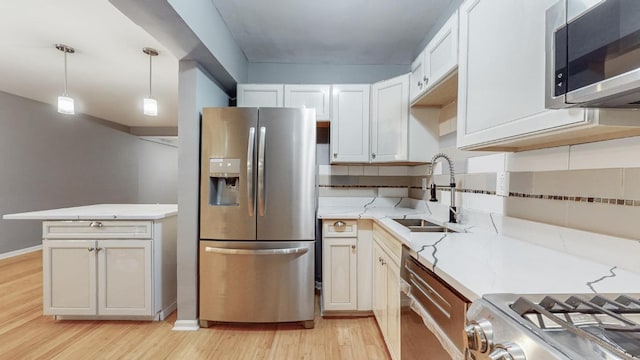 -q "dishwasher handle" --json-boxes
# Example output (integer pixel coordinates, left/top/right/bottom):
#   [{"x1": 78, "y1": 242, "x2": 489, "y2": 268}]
[{"x1": 204, "y1": 246, "x2": 309, "y2": 256}]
